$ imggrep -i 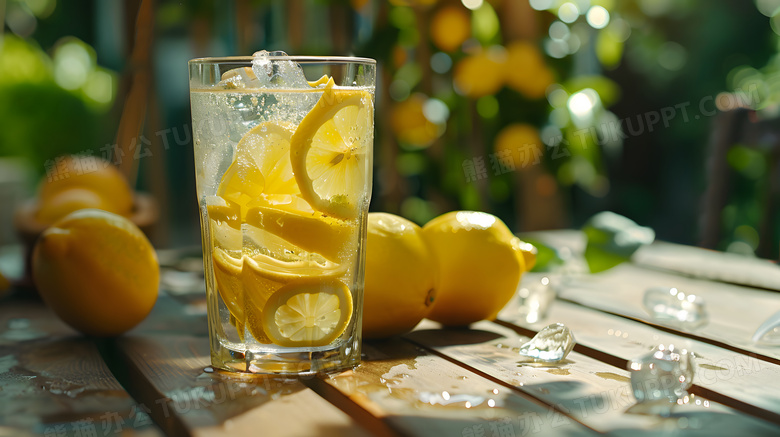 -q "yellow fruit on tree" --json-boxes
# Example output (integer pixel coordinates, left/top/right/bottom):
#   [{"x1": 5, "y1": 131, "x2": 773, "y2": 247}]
[
  {"x1": 32, "y1": 209, "x2": 159, "y2": 336},
  {"x1": 493, "y1": 123, "x2": 544, "y2": 169},
  {"x1": 453, "y1": 48, "x2": 506, "y2": 98},
  {"x1": 38, "y1": 156, "x2": 134, "y2": 218},
  {"x1": 422, "y1": 211, "x2": 534, "y2": 326},
  {"x1": 504, "y1": 41, "x2": 555, "y2": 99},
  {"x1": 430, "y1": 6, "x2": 471, "y2": 52},
  {"x1": 363, "y1": 213, "x2": 437, "y2": 339},
  {"x1": 390, "y1": 93, "x2": 441, "y2": 148}
]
